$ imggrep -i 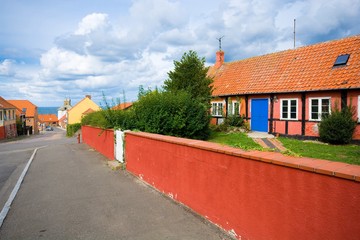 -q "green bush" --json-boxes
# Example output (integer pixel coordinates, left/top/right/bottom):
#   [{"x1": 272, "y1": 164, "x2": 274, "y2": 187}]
[
  {"x1": 81, "y1": 111, "x2": 109, "y2": 128},
  {"x1": 224, "y1": 115, "x2": 244, "y2": 127},
  {"x1": 319, "y1": 106, "x2": 356, "y2": 144},
  {"x1": 67, "y1": 123, "x2": 82, "y2": 137},
  {"x1": 133, "y1": 90, "x2": 211, "y2": 140}
]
